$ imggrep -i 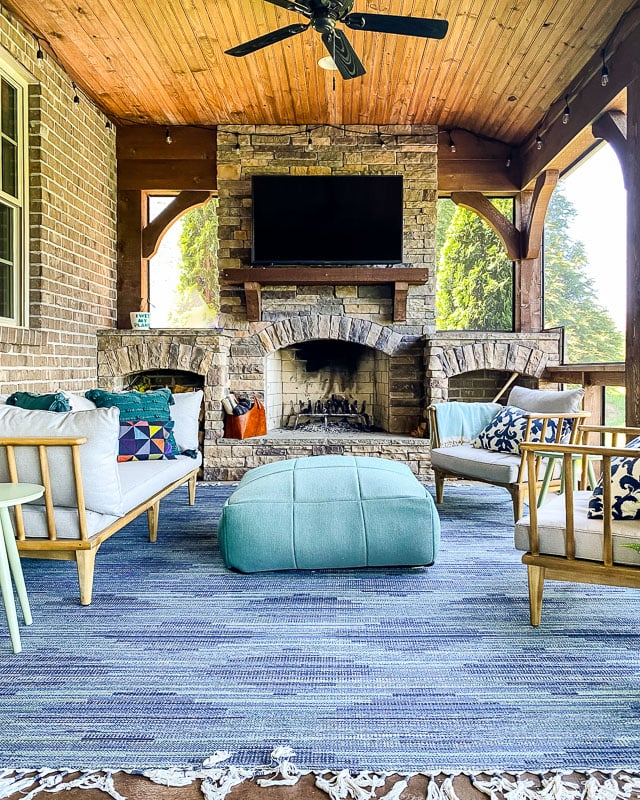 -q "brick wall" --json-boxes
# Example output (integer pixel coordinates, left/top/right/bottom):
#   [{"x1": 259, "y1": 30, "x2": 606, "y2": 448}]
[{"x1": 0, "y1": 8, "x2": 116, "y2": 394}]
